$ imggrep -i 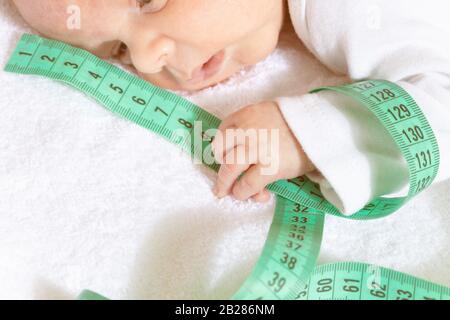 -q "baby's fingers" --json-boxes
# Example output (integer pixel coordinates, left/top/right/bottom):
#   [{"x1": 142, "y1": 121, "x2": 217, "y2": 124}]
[
  {"x1": 211, "y1": 119, "x2": 238, "y2": 164},
  {"x1": 214, "y1": 162, "x2": 250, "y2": 198},
  {"x1": 214, "y1": 144, "x2": 256, "y2": 198},
  {"x1": 232, "y1": 164, "x2": 278, "y2": 201},
  {"x1": 251, "y1": 189, "x2": 271, "y2": 203}
]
